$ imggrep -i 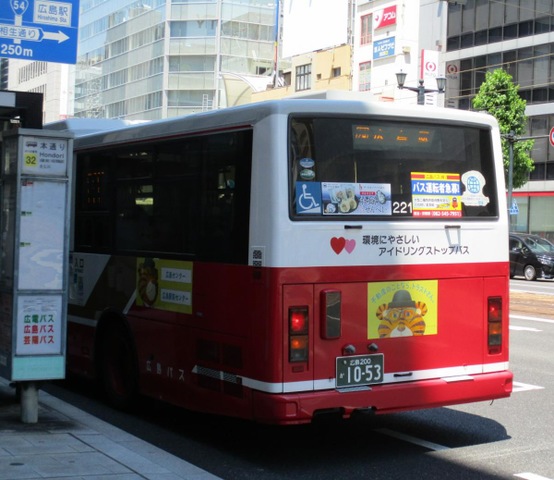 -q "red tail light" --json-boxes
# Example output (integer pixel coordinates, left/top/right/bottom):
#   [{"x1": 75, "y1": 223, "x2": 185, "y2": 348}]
[
  {"x1": 487, "y1": 297, "x2": 502, "y2": 354},
  {"x1": 290, "y1": 309, "x2": 308, "y2": 334},
  {"x1": 289, "y1": 307, "x2": 309, "y2": 362}
]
